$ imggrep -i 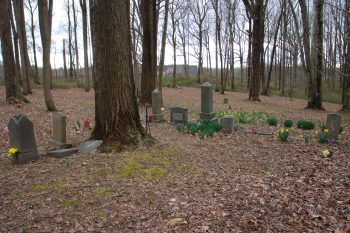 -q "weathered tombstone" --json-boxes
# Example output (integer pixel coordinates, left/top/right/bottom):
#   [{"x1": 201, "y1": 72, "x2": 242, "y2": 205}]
[
  {"x1": 200, "y1": 82, "x2": 215, "y2": 120},
  {"x1": 223, "y1": 98, "x2": 228, "y2": 104},
  {"x1": 46, "y1": 148, "x2": 79, "y2": 158},
  {"x1": 79, "y1": 140, "x2": 103, "y2": 154},
  {"x1": 326, "y1": 113, "x2": 342, "y2": 139},
  {"x1": 170, "y1": 107, "x2": 188, "y2": 123},
  {"x1": 8, "y1": 115, "x2": 39, "y2": 164},
  {"x1": 221, "y1": 116, "x2": 235, "y2": 134},
  {"x1": 151, "y1": 89, "x2": 164, "y2": 121},
  {"x1": 49, "y1": 112, "x2": 72, "y2": 149}
]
